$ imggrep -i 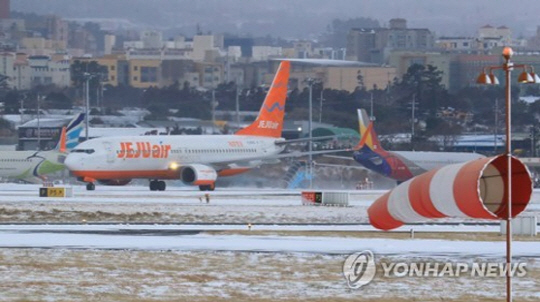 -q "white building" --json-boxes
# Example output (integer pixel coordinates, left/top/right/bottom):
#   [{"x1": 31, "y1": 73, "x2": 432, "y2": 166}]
[
  {"x1": 123, "y1": 40, "x2": 144, "y2": 49},
  {"x1": 0, "y1": 52, "x2": 15, "y2": 85},
  {"x1": 28, "y1": 55, "x2": 71, "y2": 88},
  {"x1": 0, "y1": 52, "x2": 31, "y2": 90},
  {"x1": 227, "y1": 46, "x2": 242, "y2": 62},
  {"x1": 141, "y1": 30, "x2": 163, "y2": 49},
  {"x1": 104, "y1": 34, "x2": 116, "y2": 55},
  {"x1": 252, "y1": 46, "x2": 282, "y2": 61},
  {"x1": 192, "y1": 35, "x2": 222, "y2": 61},
  {"x1": 436, "y1": 37, "x2": 477, "y2": 50},
  {"x1": 13, "y1": 56, "x2": 31, "y2": 90}
]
